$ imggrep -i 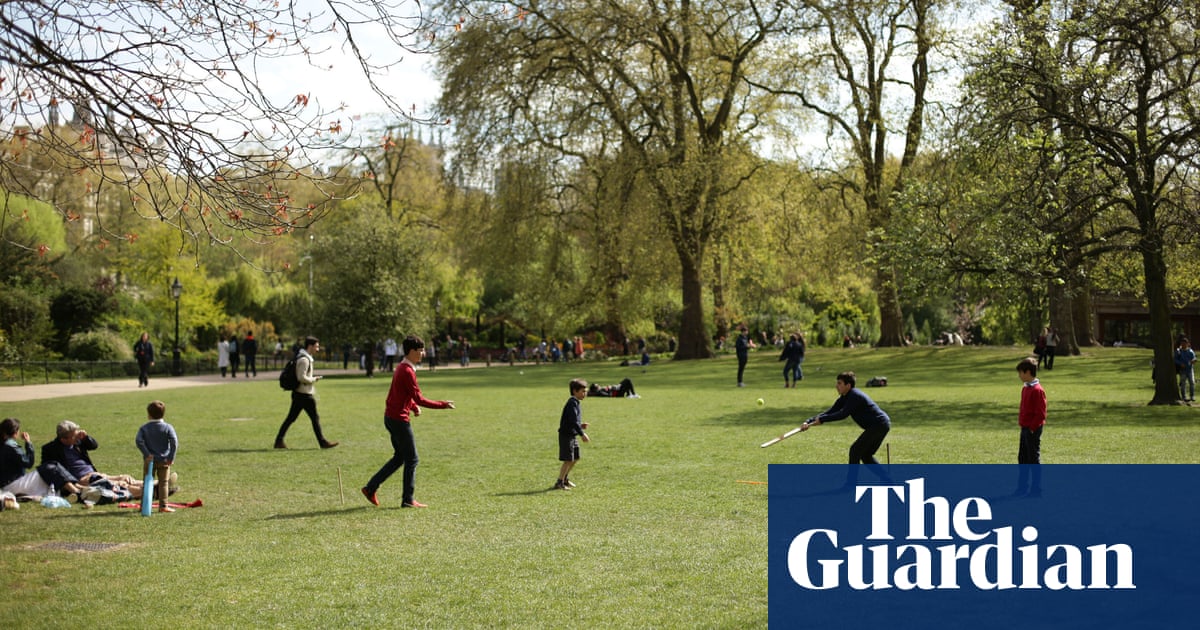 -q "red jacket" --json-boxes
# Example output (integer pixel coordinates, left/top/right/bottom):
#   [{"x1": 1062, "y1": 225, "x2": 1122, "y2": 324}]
[
  {"x1": 1019, "y1": 380, "x2": 1047, "y2": 430},
  {"x1": 385, "y1": 359, "x2": 451, "y2": 422}
]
